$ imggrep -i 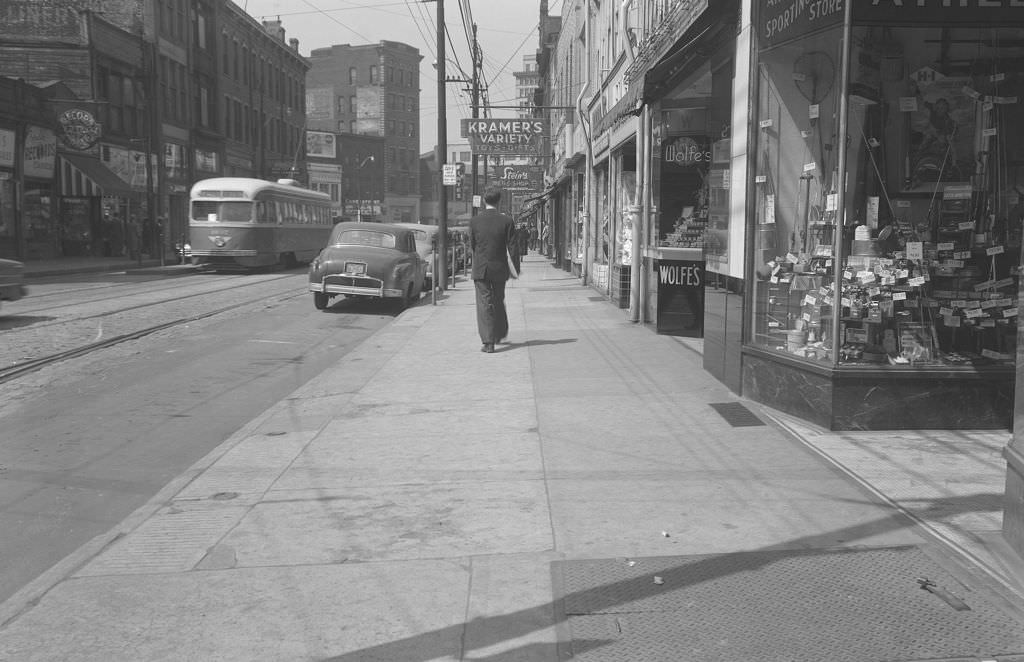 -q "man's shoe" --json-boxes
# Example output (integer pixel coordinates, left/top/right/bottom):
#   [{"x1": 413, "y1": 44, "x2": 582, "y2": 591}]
[{"x1": 481, "y1": 343, "x2": 494, "y2": 353}]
